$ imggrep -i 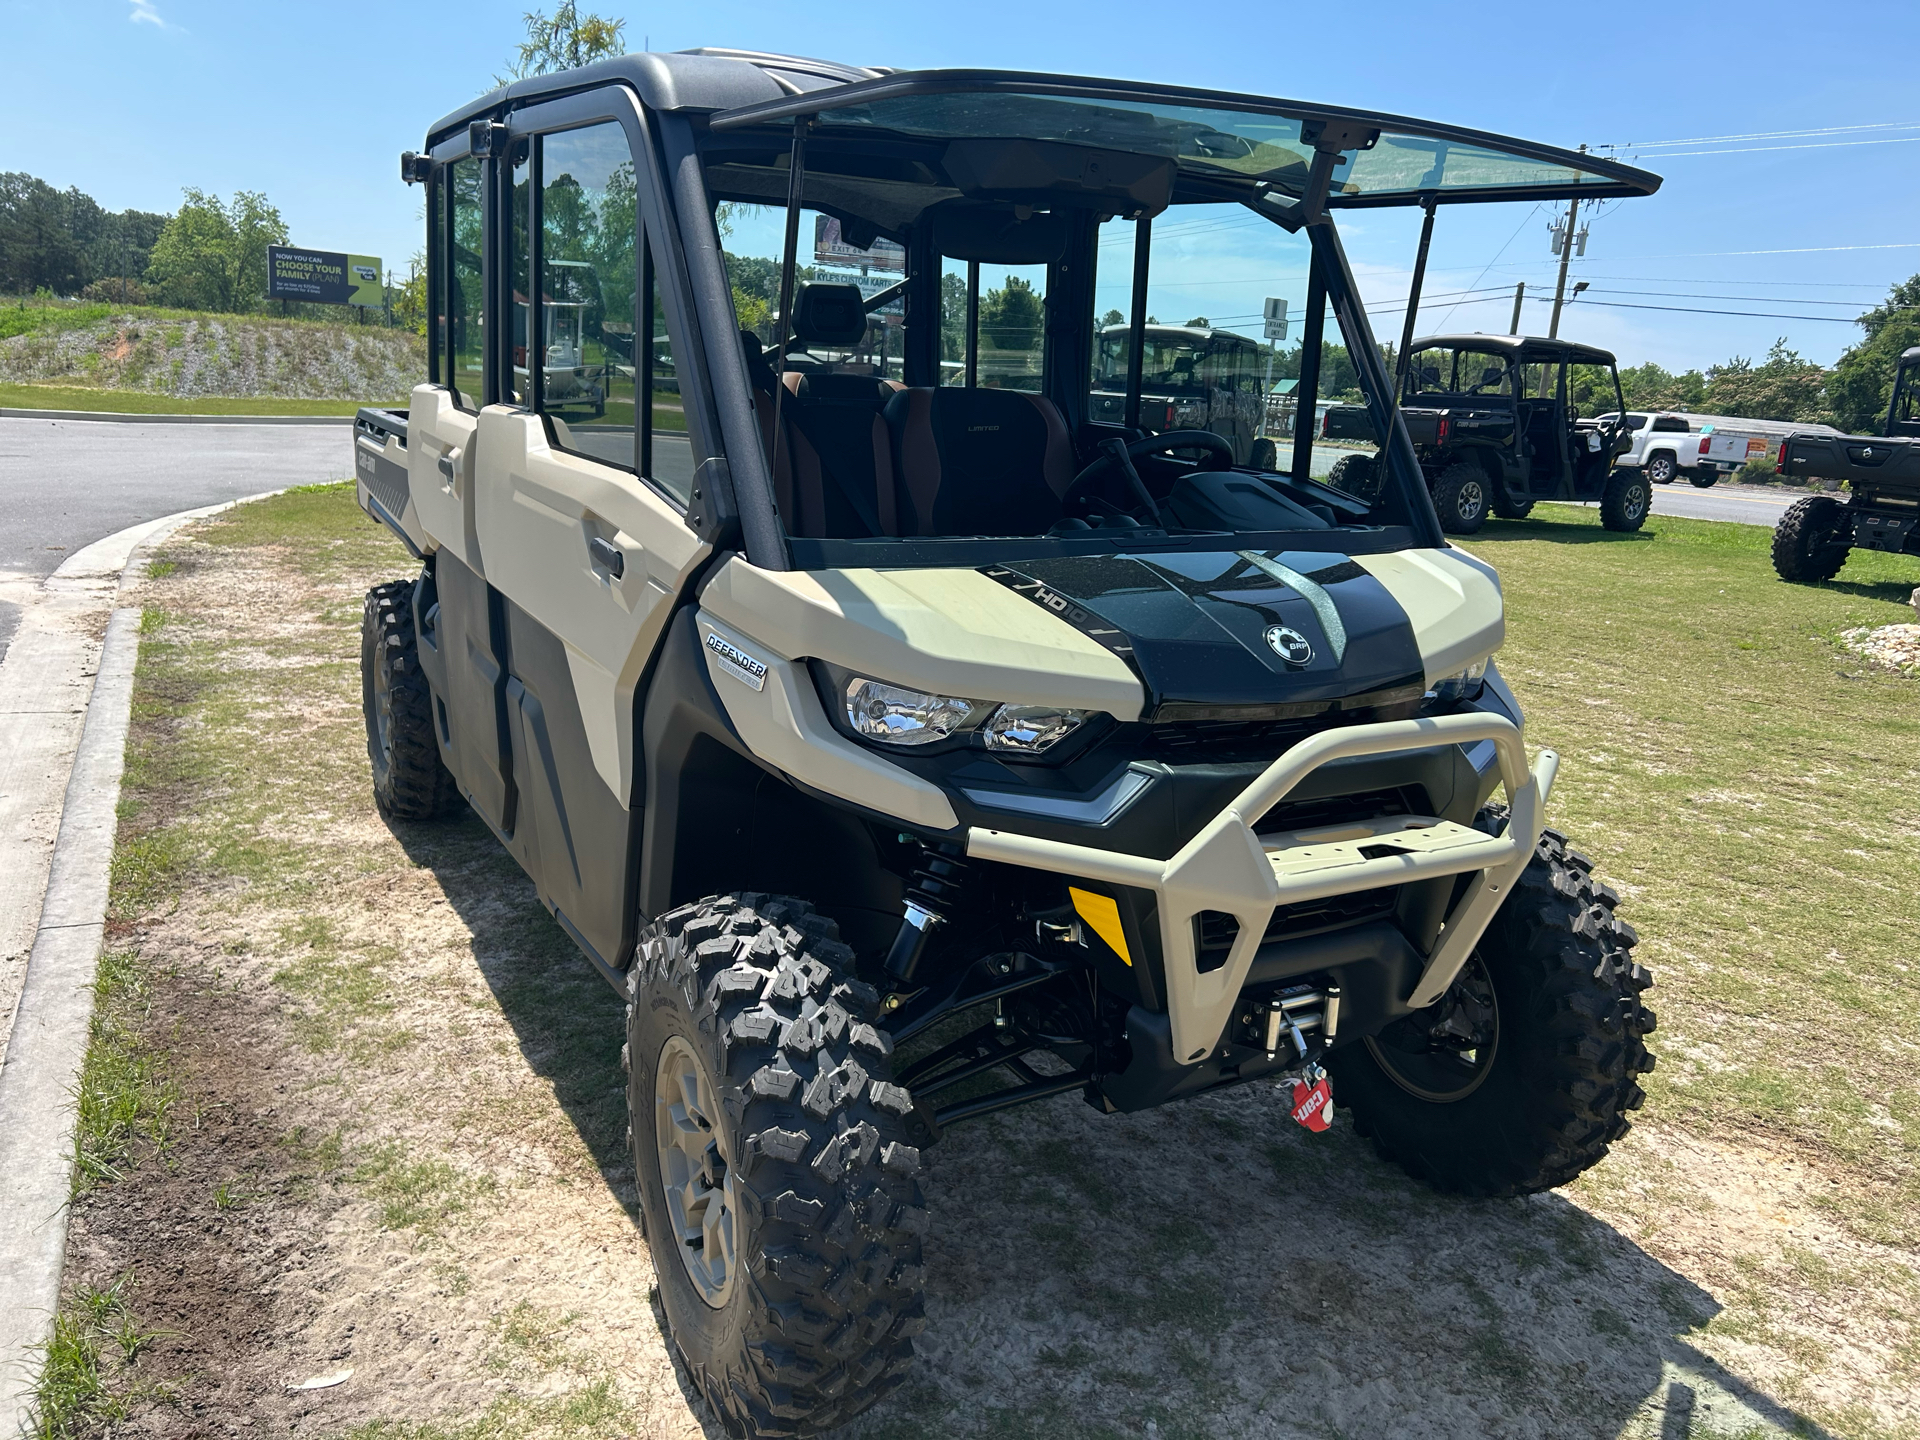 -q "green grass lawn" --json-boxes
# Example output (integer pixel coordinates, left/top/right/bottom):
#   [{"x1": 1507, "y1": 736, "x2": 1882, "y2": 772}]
[
  {"x1": 1477, "y1": 503, "x2": 1920, "y2": 1241},
  {"x1": 0, "y1": 382, "x2": 367, "y2": 416}
]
